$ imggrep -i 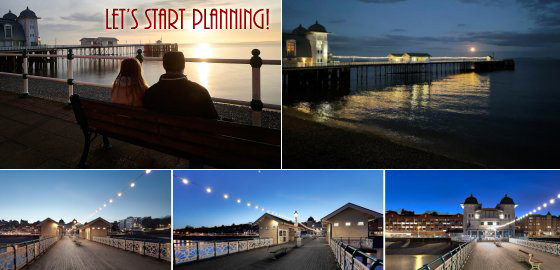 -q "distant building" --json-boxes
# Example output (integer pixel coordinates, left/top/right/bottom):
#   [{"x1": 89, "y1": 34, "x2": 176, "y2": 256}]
[
  {"x1": 79, "y1": 217, "x2": 111, "y2": 240},
  {"x1": 516, "y1": 212, "x2": 560, "y2": 237},
  {"x1": 282, "y1": 21, "x2": 329, "y2": 66},
  {"x1": 1, "y1": 7, "x2": 40, "y2": 47},
  {"x1": 80, "y1": 37, "x2": 118, "y2": 46},
  {"x1": 254, "y1": 213, "x2": 301, "y2": 245},
  {"x1": 388, "y1": 52, "x2": 431, "y2": 63},
  {"x1": 118, "y1": 216, "x2": 142, "y2": 231},
  {"x1": 462, "y1": 194, "x2": 516, "y2": 239},
  {"x1": 385, "y1": 210, "x2": 463, "y2": 237},
  {"x1": 321, "y1": 203, "x2": 382, "y2": 243}
]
